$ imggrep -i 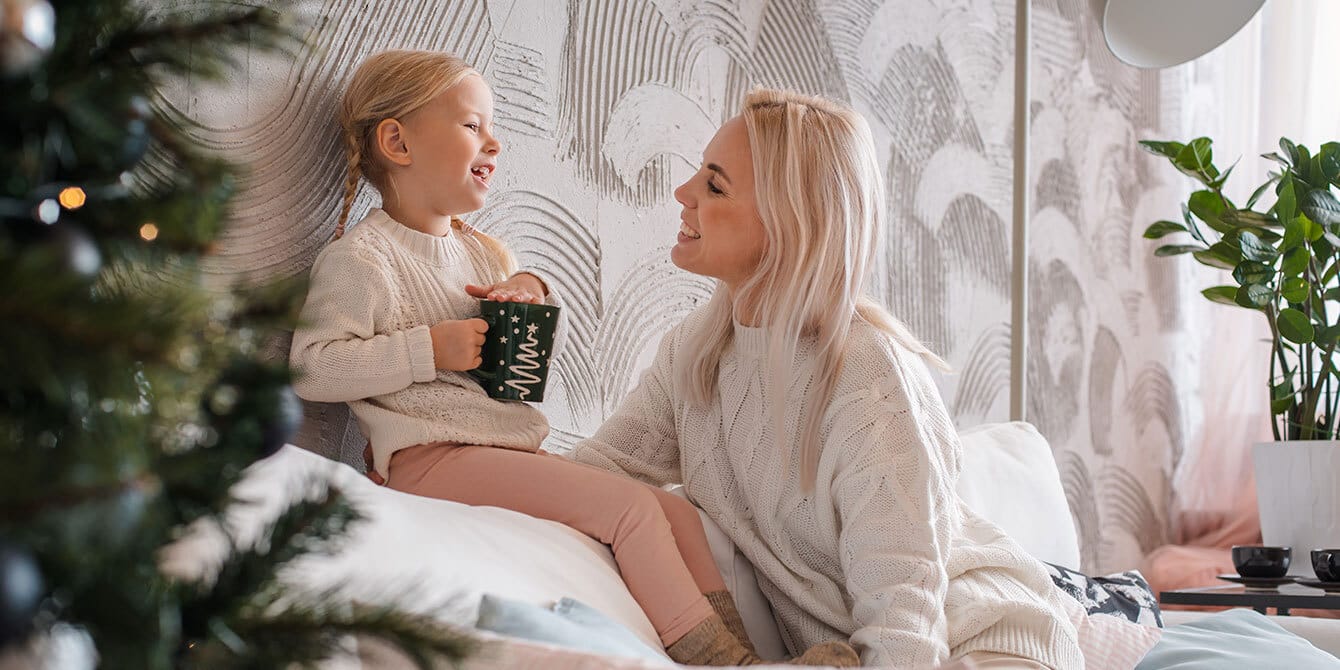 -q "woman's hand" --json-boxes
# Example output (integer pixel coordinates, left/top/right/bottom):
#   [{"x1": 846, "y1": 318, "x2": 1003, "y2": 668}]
[
  {"x1": 429, "y1": 318, "x2": 488, "y2": 370},
  {"x1": 466, "y1": 272, "x2": 547, "y2": 304}
]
